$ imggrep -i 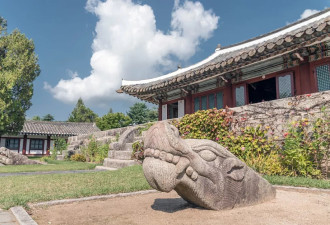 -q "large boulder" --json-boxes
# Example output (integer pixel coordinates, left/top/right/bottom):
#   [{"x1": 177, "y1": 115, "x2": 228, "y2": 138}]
[
  {"x1": 0, "y1": 147, "x2": 40, "y2": 165},
  {"x1": 143, "y1": 122, "x2": 276, "y2": 210}
]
